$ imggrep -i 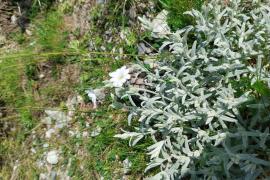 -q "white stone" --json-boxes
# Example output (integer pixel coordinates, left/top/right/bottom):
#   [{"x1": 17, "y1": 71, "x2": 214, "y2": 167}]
[
  {"x1": 45, "y1": 128, "x2": 55, "y2": 139},
  {"x1": 91, "y1": 126, "x2": 102, "y2": 137},
  {"x1": 31, "y1": 148, "x2": 36, "y2": 154},
  {"x1": 82, "y1": 131, "x2": 89, "y2": 137},
  {"x1": 46, "y1": 150, "x2": 59, "y2": 165},
  {"x1": 43, "y1": 143, "x2": 49, "y2": 148}
]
